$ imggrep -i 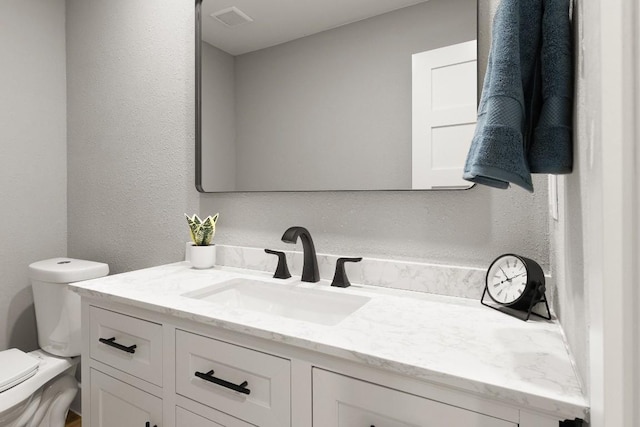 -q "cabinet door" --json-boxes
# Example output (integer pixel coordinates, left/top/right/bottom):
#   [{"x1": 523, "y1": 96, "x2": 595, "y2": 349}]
[
  {"x1": 176, "y1": 406, "x2": 253, "y2": 427},
  {"x1": 90, "y1": 369, "x2": 162, "y2": 427},
  {"x1": 313, "y1": 369, "x2": 516, "y2": 427}
]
